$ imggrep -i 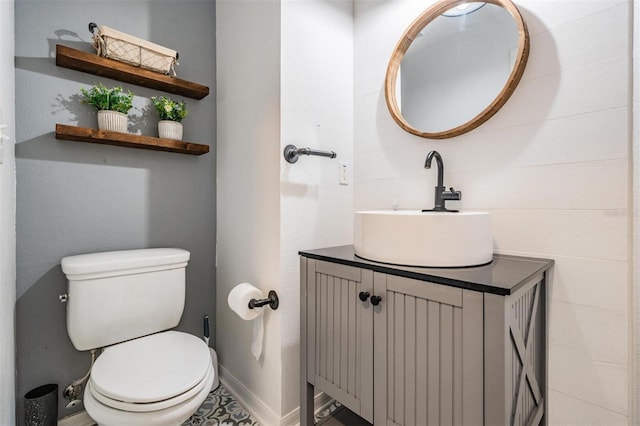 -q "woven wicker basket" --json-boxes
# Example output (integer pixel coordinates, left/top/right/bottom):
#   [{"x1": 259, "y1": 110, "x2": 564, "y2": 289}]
[{"x1": 90, "y1": 23, "x2": 178, "y2": 76}]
